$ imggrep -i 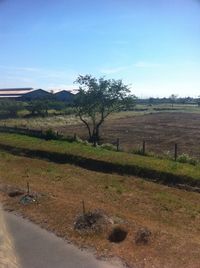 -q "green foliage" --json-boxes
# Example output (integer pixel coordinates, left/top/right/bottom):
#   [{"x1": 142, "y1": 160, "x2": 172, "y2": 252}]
[
  {"x1": 132, "y1": 148, "x2": 145, "y2": 156},
  {"x1": 44, "y1": 101, "x2": 74, "y2": 112},
  {"x1": 0, "y1": 100, "x2": 24, "y2": 117},
  {"x1": 44, "y1": 128, "x2": 58, "y2": 140},
  {"x1": 100, "y1": 143, "x2": 117, "y2": 151},
  {"x1": 162, "y1": 151, "x2": 173, "y2": 160},
  {"x1": 63, "y1": 107, "x2": 76, "y2": 115},
  {"x1": 76, "y1": 137, "x2": 91, "y2": 146},
  {"x1": 26, "y1": 101, "x2": 49, "y2": 116},
  {"x1": 169, "y1": 94, "x2": 178, "y2": 107},
  {"x1": 177, "y1": 153, "x2": 197, "y2": 165},
  {"x1": 121, "y1": 95, "x2": 137, "y2": 110},
  {"x1": 46, "y1": 101, "x2": 65, "y2": 111},
  {"x1": 74, "y1": 74, "x2": 132, "y2": 144},
  {"x1": 25, "y1": 100, "x2": 75, "y2": 117}
]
